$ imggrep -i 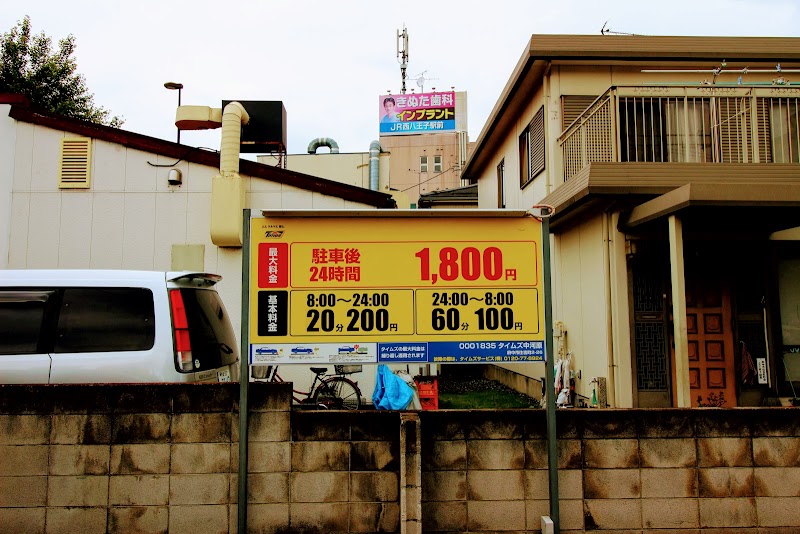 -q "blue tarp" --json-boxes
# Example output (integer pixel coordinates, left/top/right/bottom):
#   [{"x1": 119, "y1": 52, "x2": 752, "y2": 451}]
[{"x1": 372, "y1": 364, "x2": 414, "y2": 410}]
